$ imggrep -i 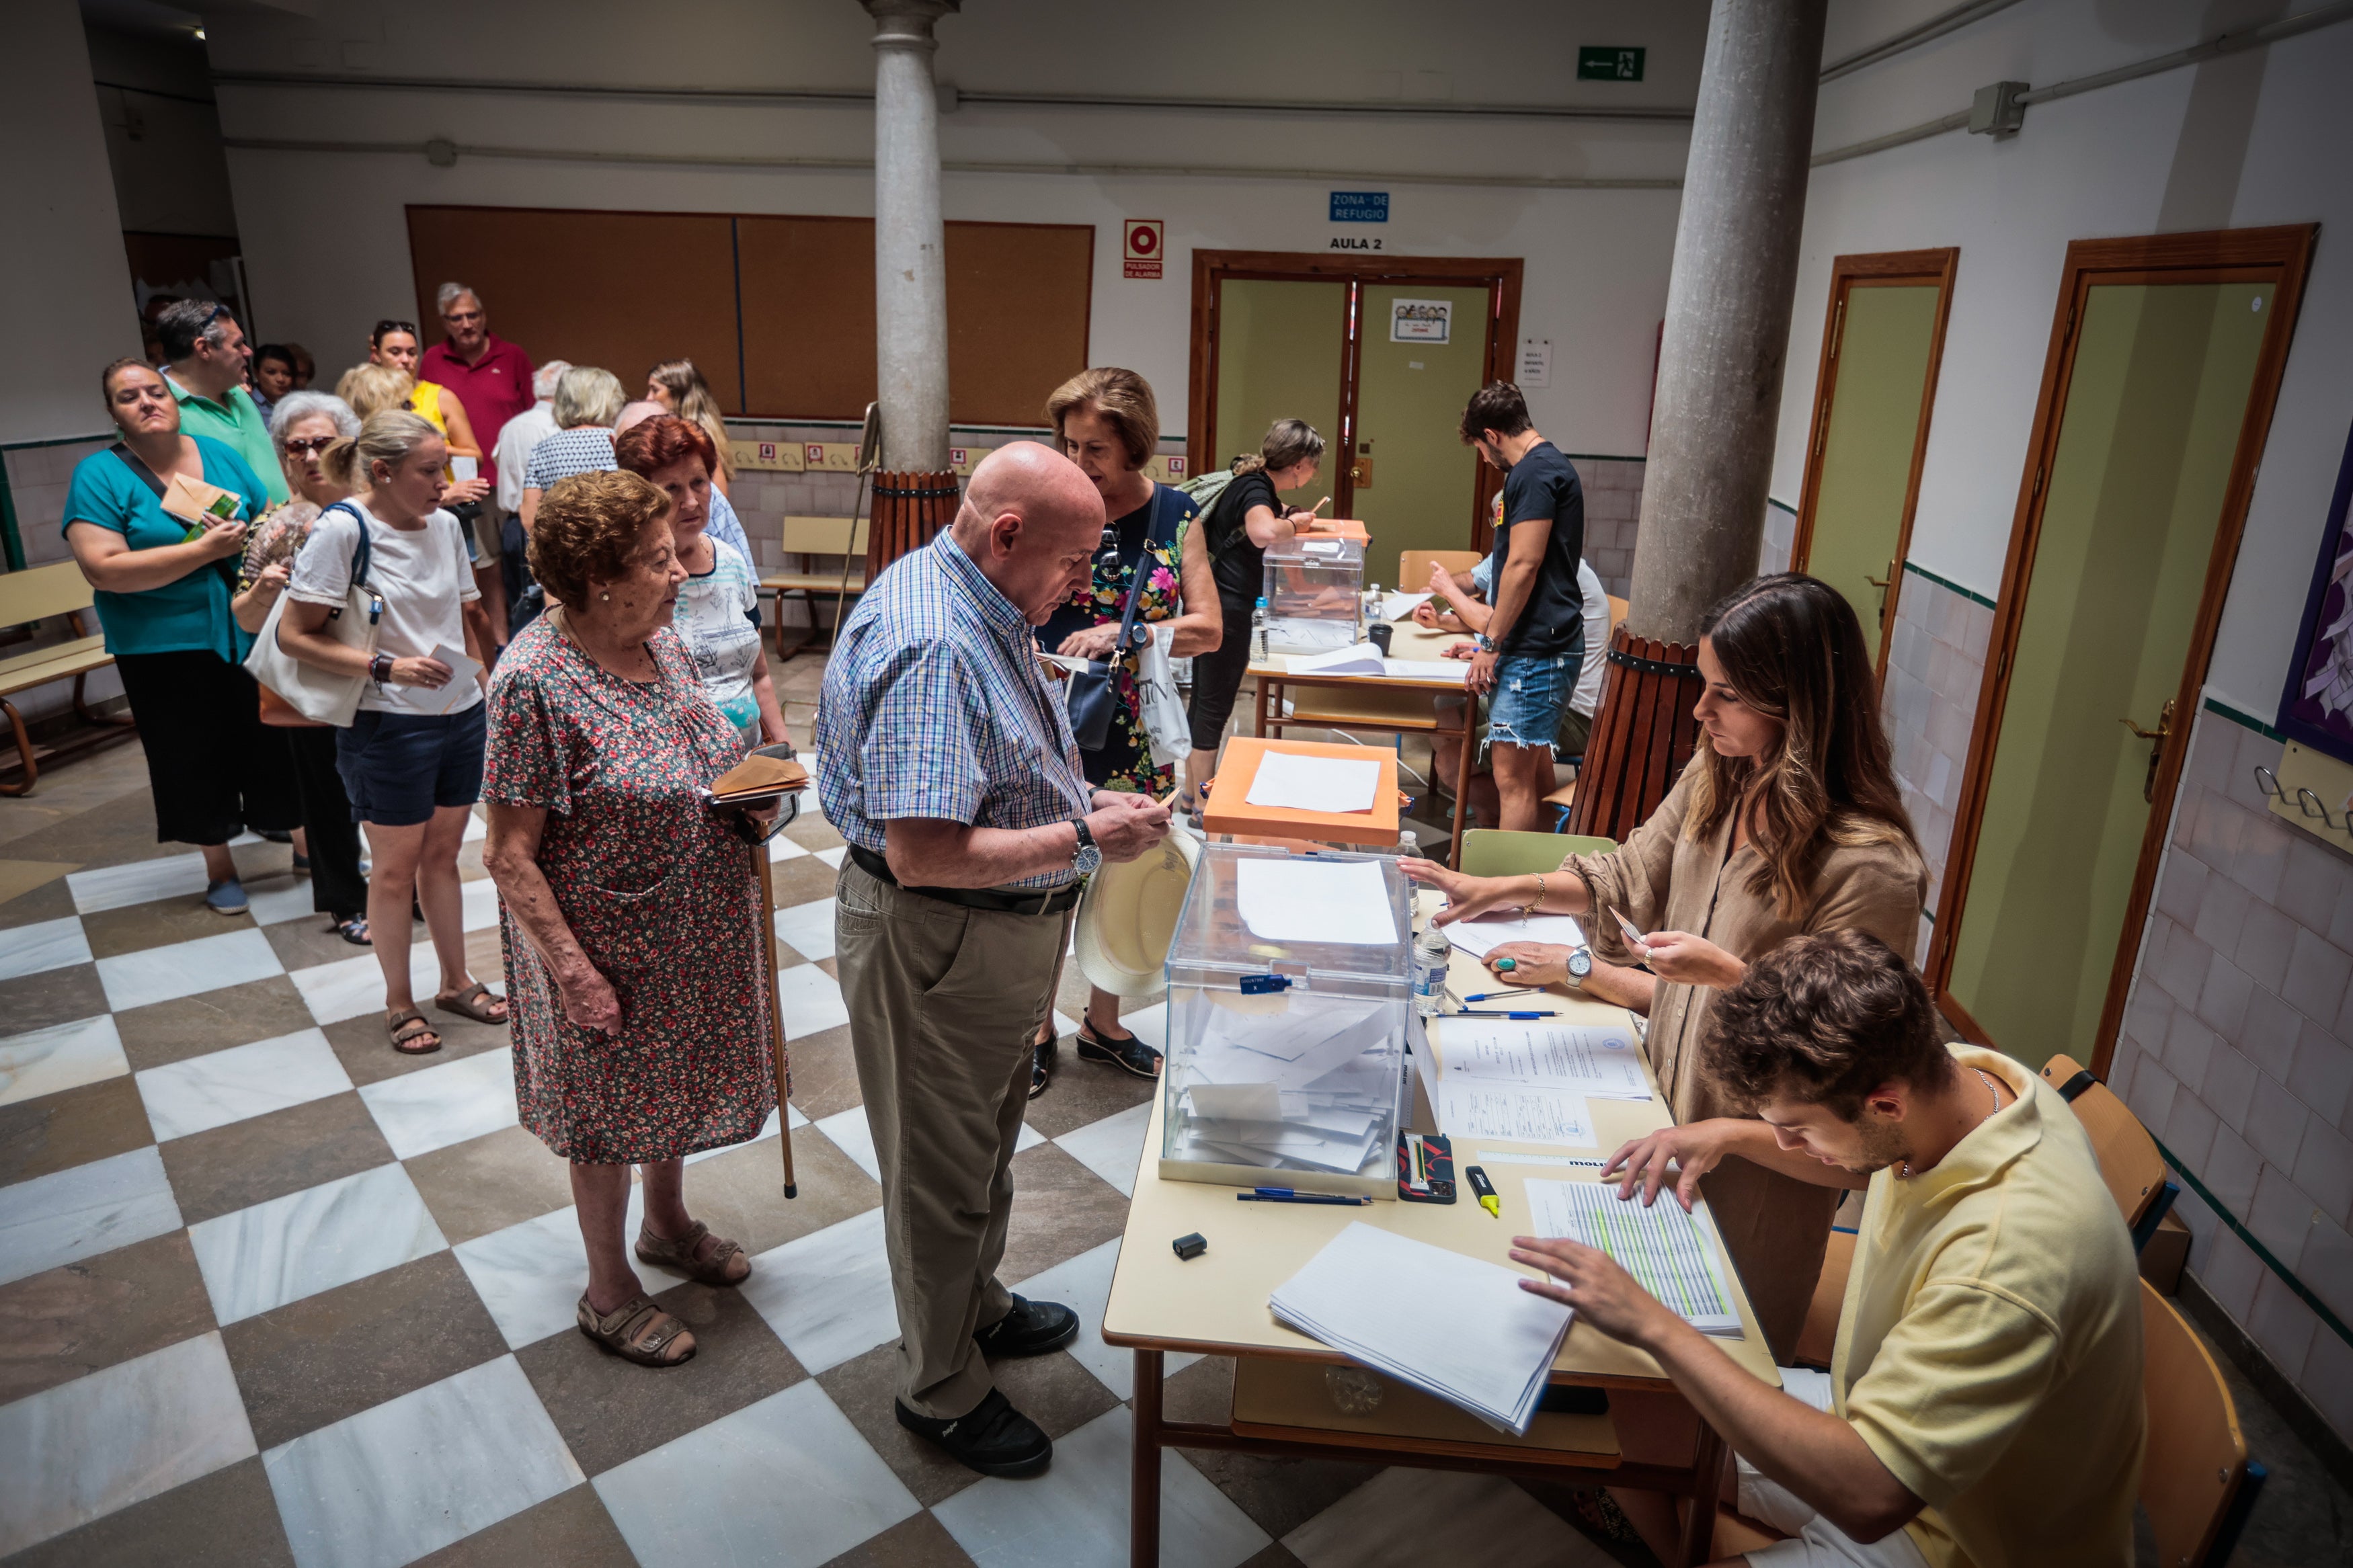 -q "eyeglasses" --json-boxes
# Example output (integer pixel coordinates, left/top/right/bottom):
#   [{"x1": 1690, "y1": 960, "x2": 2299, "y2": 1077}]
[{"x1": 283, "y1": 436, "x2": 337, "y2": 456}]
